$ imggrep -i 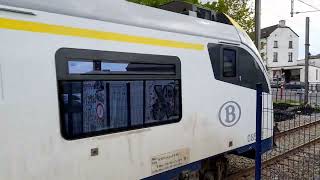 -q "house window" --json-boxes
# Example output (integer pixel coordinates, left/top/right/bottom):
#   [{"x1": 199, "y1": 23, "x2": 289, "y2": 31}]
[
  {"x1": 288, "y1": 52, "x2": 293, "y2": 62},
  {"x1": 289, "y1": 41, "x2": 293, "y2": 49},
  {"x1": 274, "y1": 41, "x2": 278, "y2": 48},
  {"x1": 273, "y1": 52, "x2": 278, "y2": 62},
  {"x1": 56, "y1": 48, "x2": 182, "y2": 140}
]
